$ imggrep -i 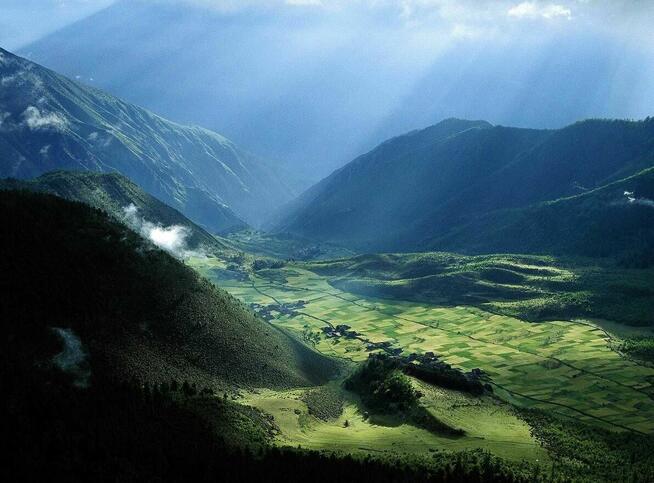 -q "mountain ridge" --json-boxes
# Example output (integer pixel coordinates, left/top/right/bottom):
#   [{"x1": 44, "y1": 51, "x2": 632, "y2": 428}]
[
  {"x1": 274, "y1": 116, "x2": 654, "y2": 256},
  {"x1": 0, "y1": 170, "x2": 231, "y2": 253},
  {"x1": 0, "y1": 47, "x2": 293, "y2": 232}
]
